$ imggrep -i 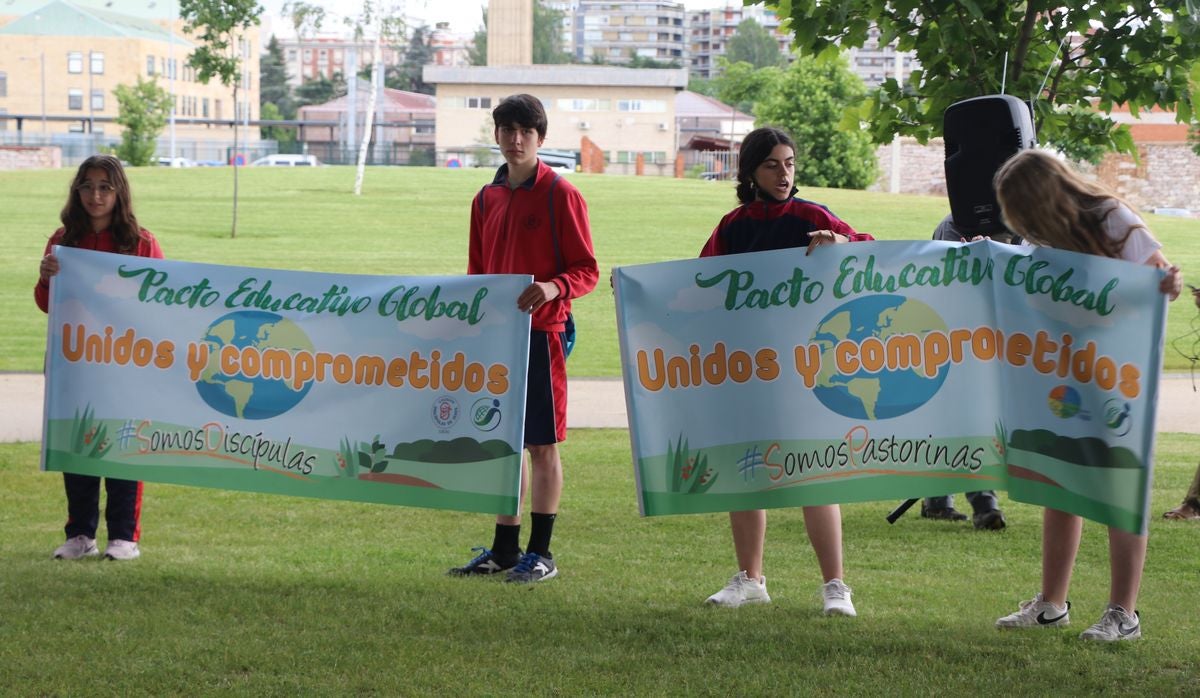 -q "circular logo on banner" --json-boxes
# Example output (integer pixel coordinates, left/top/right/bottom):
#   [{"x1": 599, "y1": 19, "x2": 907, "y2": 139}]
[
  {"x1": 431, "y1": 395, "x2": 460, "y2": 430},
  {"x1": 194, "y1": 310, "x2": 314, "y2": 420},
  {"x1": 472, "y1": 398, "x2": 503, "y2": 432},
  {"x1": 810, "y1": 295, "x2": 949, "y2": 420}
]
